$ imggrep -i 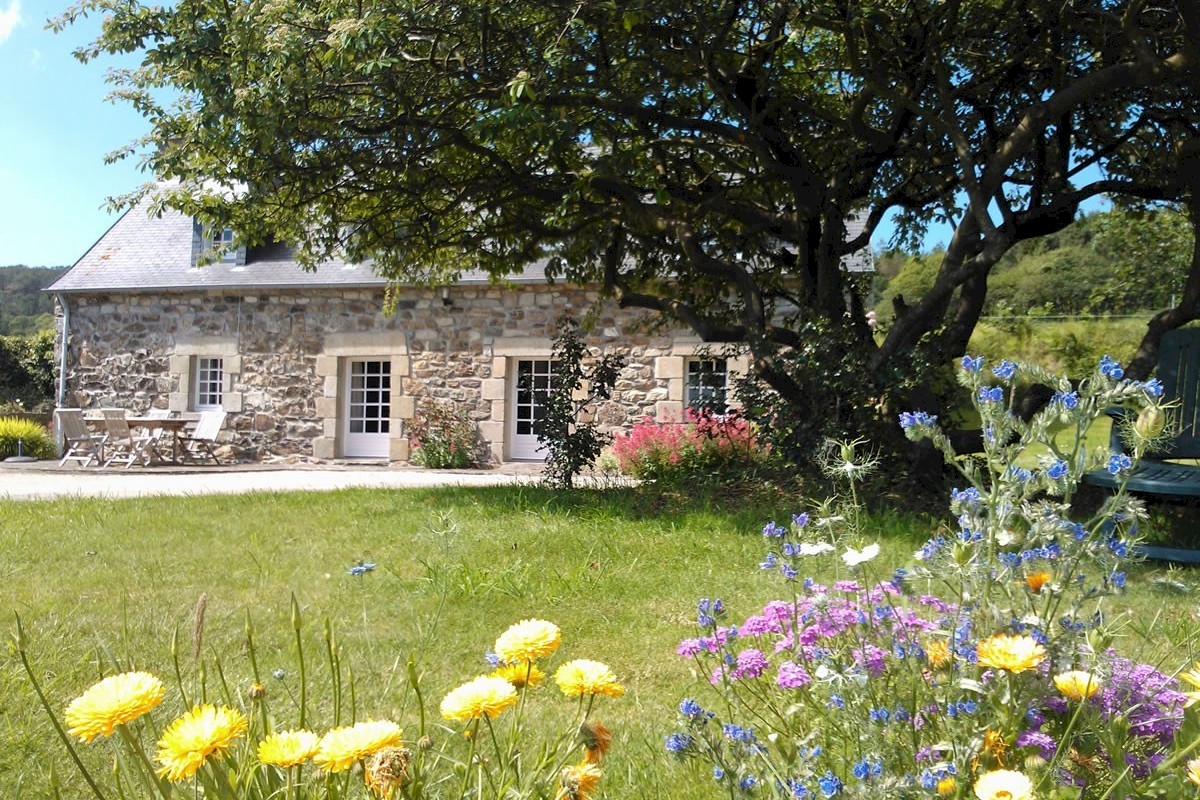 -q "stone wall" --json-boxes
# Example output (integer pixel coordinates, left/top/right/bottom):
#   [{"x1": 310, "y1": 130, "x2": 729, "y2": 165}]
[{"x1": 58, "y1": 285, "x2": 746, "y2": 461}]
